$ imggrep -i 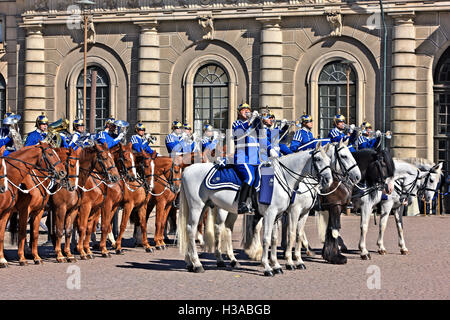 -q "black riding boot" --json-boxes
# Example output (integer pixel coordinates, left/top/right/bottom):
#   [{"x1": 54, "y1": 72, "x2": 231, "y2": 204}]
[{"x1": 237, "y1": 183, "x2": 252, "y2": 214}]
